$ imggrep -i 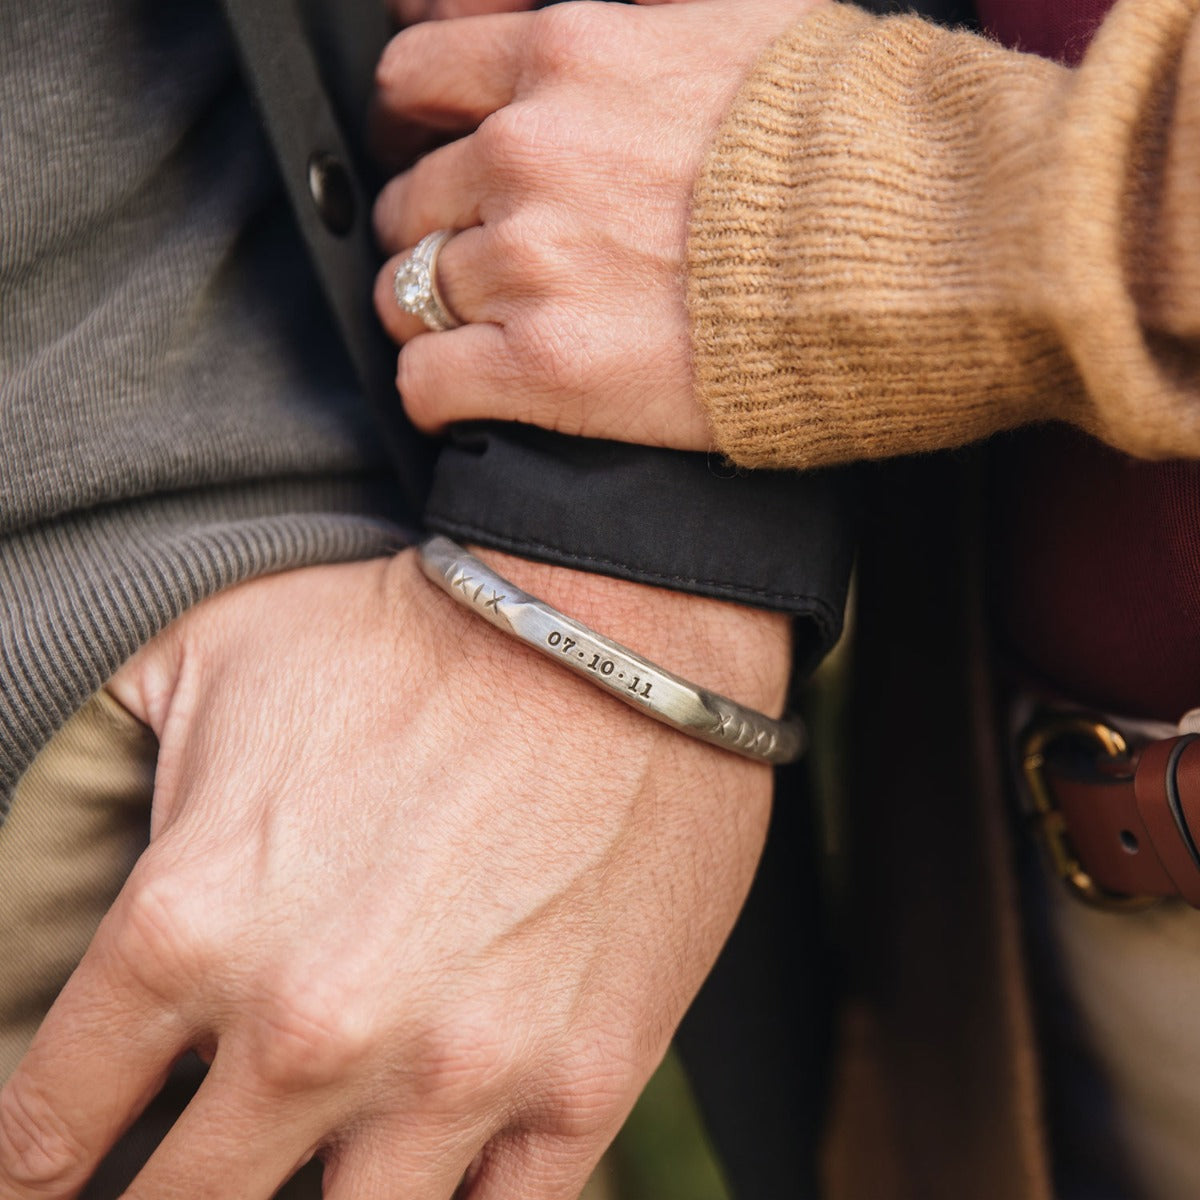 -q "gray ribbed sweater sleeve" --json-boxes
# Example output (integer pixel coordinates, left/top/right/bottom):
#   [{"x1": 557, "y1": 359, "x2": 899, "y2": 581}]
[
  {"x1": 0, "y1": 481, "x2": 408, "y2": 817},
  {"x1": 0, "y1": 1, "x2": 416, "y2": 815}
]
